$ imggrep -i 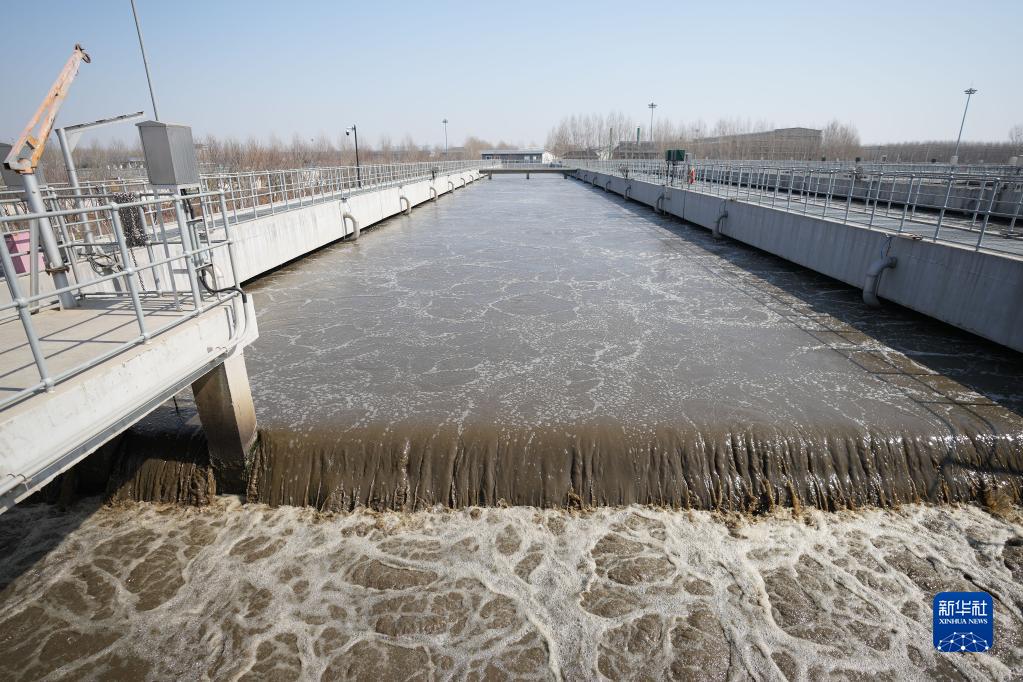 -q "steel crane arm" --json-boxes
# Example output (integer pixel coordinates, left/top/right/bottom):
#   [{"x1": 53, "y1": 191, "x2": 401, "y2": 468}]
[{"x1": 3, "y1": 43, "x2": 91, "y2": 174}]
